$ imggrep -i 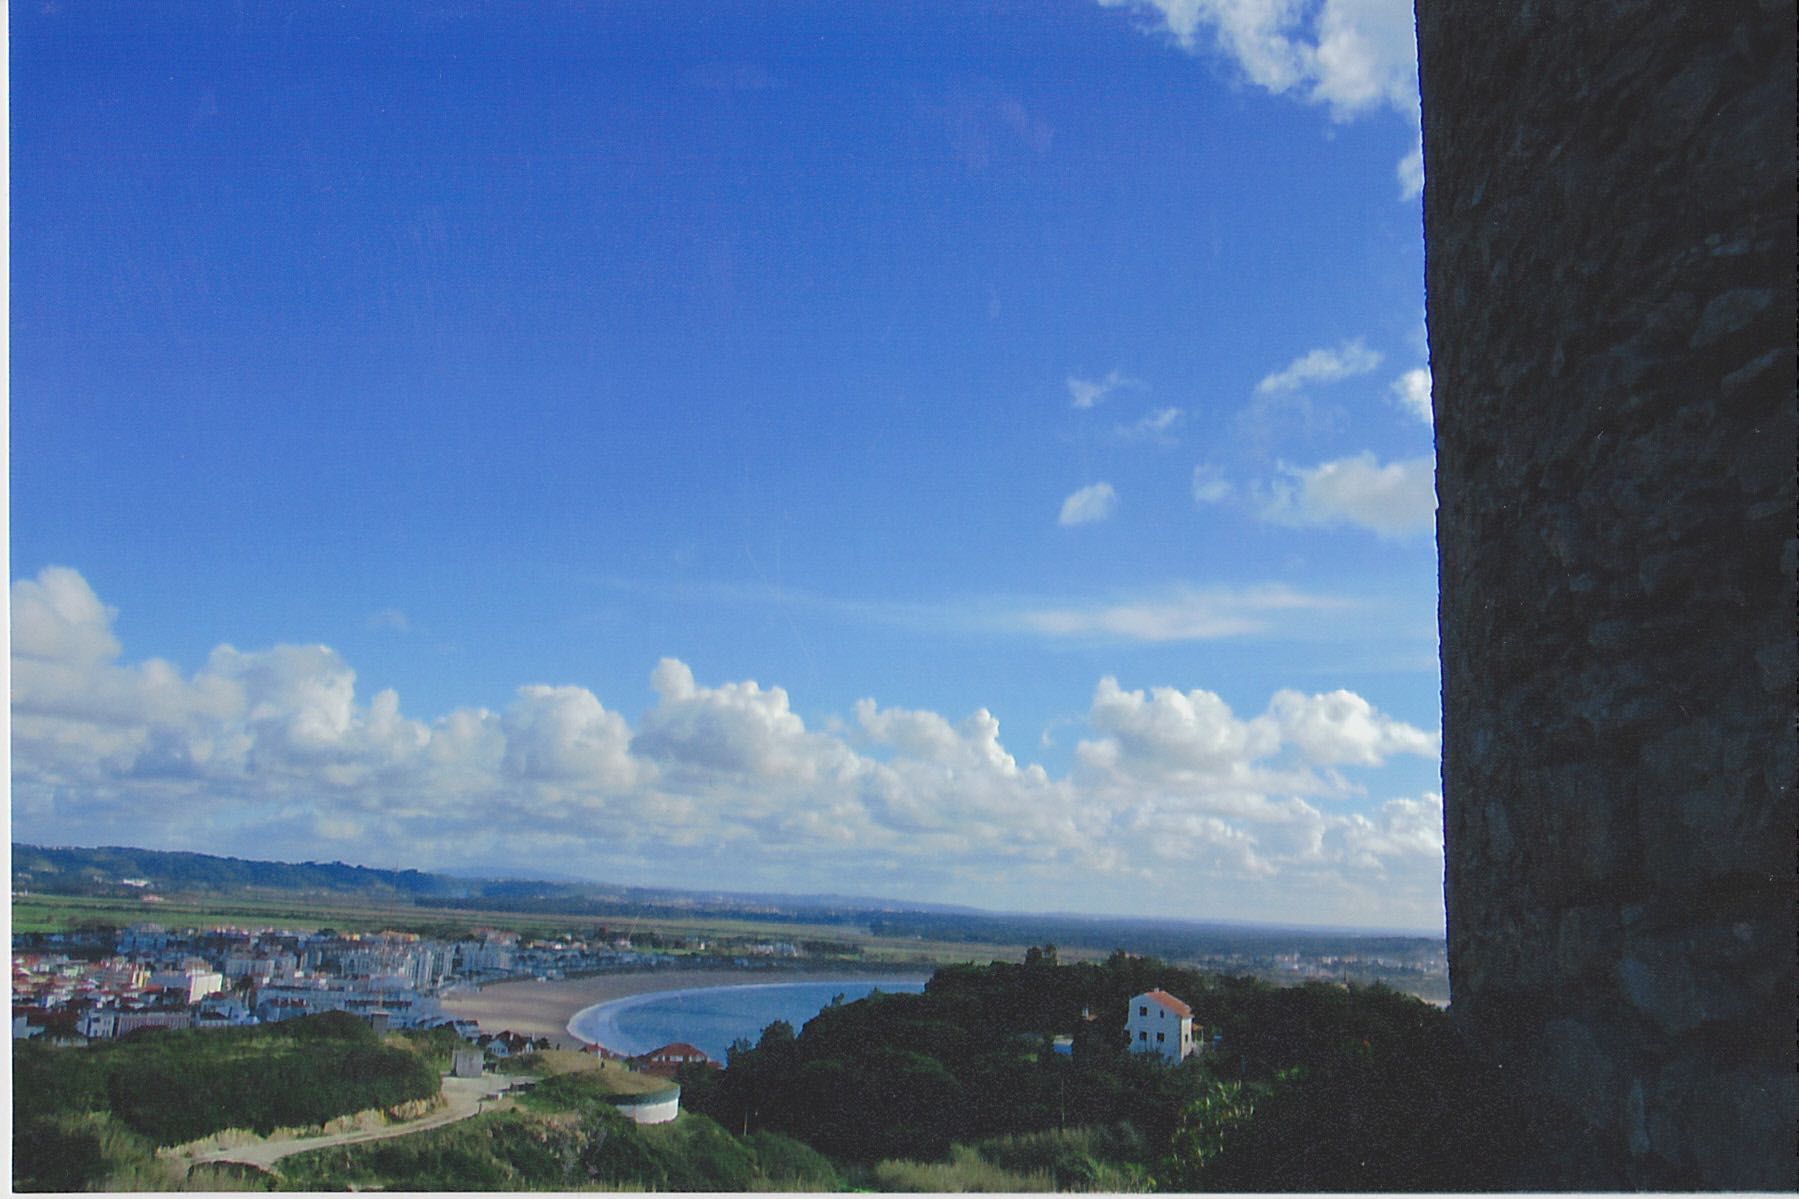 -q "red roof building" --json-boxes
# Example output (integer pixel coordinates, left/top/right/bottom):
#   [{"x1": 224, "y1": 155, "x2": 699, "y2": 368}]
[
  {"x1": 1127, "y1": 989, "x2": 1196, "y2": 1062},
  {"x1": 635, "y1": 1042, "x2": 718, "y2": 1077},
  {"x1": 1140, "y1": 988, "x2": 1192, "y2": 1018}
]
